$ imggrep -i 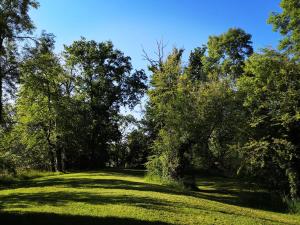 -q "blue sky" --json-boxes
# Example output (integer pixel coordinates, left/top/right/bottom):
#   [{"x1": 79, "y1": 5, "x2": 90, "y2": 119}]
[{"x1": 30, "y1": 0, "x2": 282, "y2": 71}]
